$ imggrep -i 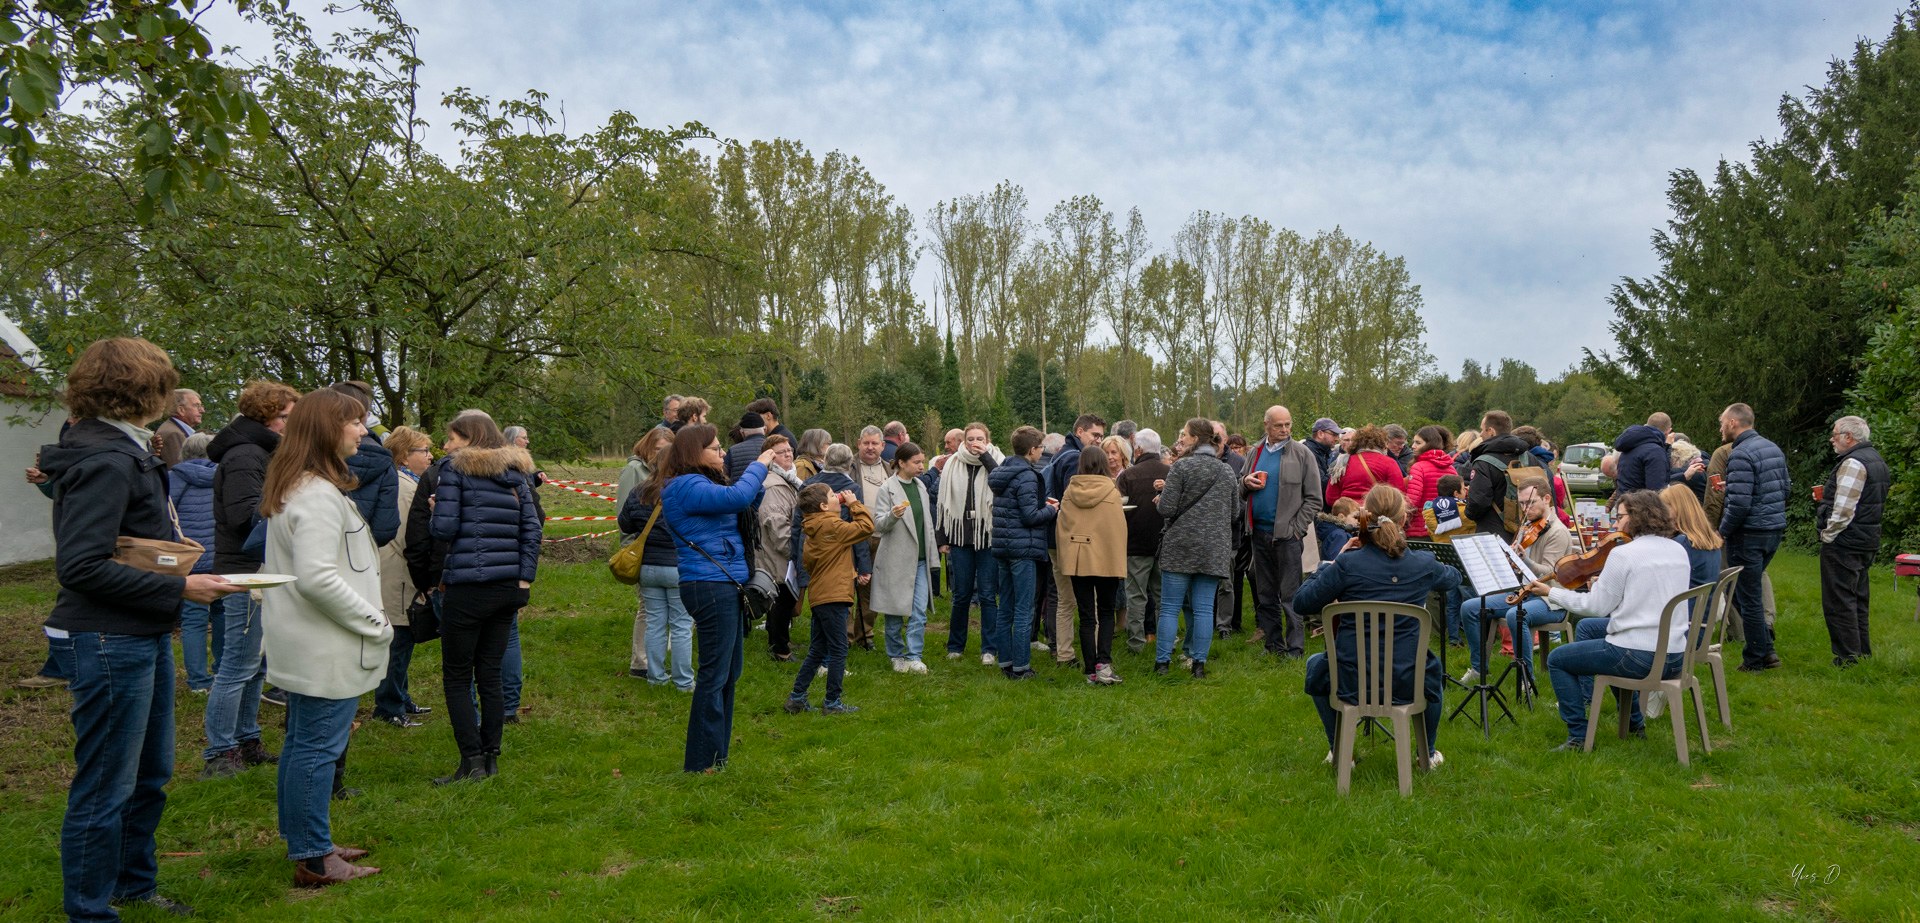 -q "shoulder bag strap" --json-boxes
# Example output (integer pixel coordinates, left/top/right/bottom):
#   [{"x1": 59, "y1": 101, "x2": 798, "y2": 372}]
[{"x1": 659, "y1": 515, "x2": 746, "y2": 592}]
